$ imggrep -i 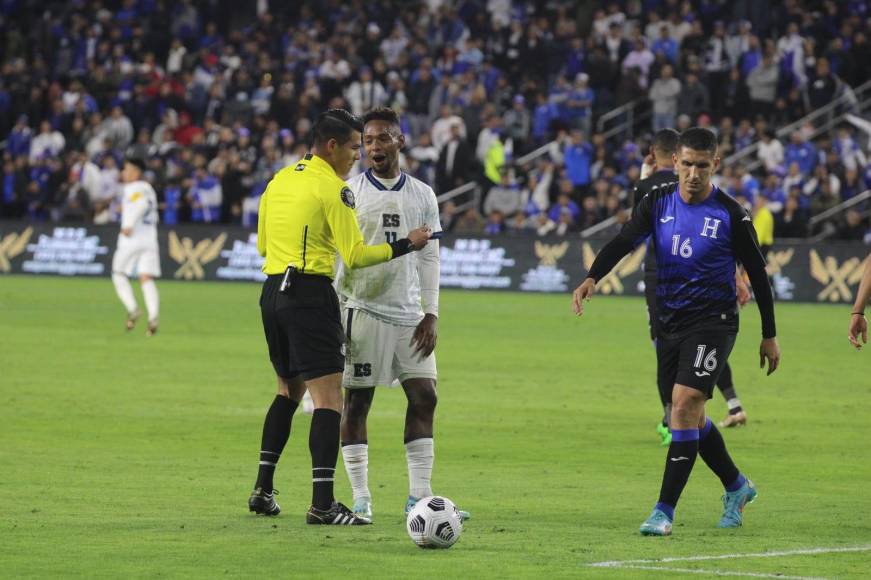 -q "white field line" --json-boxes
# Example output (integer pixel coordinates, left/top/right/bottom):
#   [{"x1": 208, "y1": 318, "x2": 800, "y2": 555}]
[
  {"x1": 603, "y1": 564, "x2": 827, "y2": 580},
  {"x1": 589, "y1": 544, "x2": 871, "y2": 567}
]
